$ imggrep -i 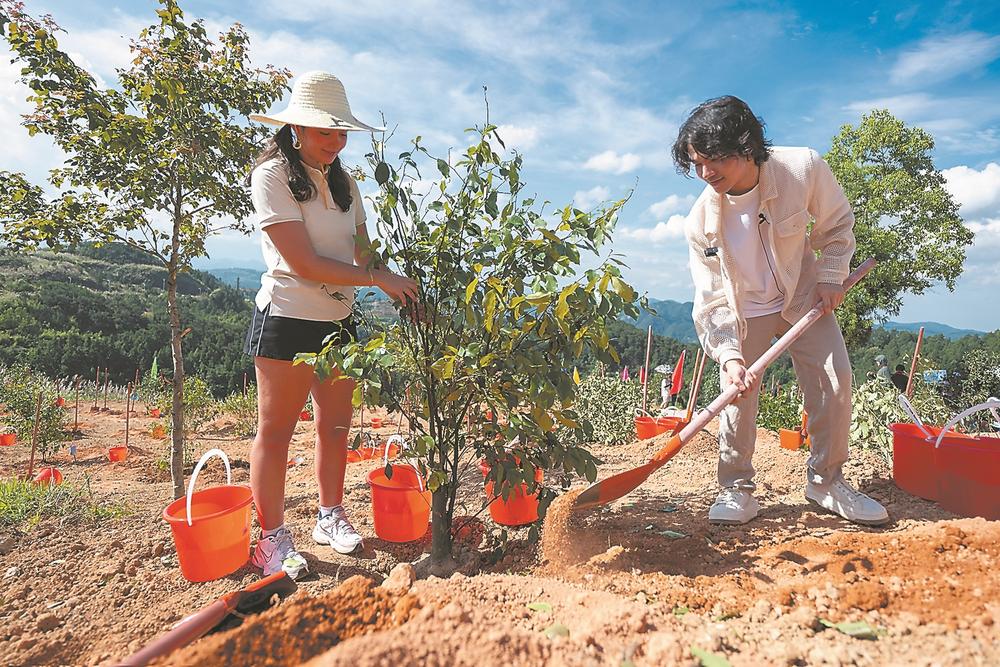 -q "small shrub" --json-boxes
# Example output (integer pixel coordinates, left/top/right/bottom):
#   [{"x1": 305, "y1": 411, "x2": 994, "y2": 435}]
[
  {"x1": 0, "y1": 365, "x2": 68, "y2": 460},
  {"x1": 573, "y1": 374, "x2": 642, "y2": 445},
  {"x1": 0, "y1": 476, "x2": 127, "y2": 528},
  {"x1": 218, "y1": 385, "x2": 258, "y2": 438},
  {"x1": 157, "y1": 375, "x2": 219, "y2": 464},
  {"x1": 850, "y1": 378, "x2": 950, "y2": 463},
  {"x1": 757, "y1": 388, "x2": 802, "y2": 433}
]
